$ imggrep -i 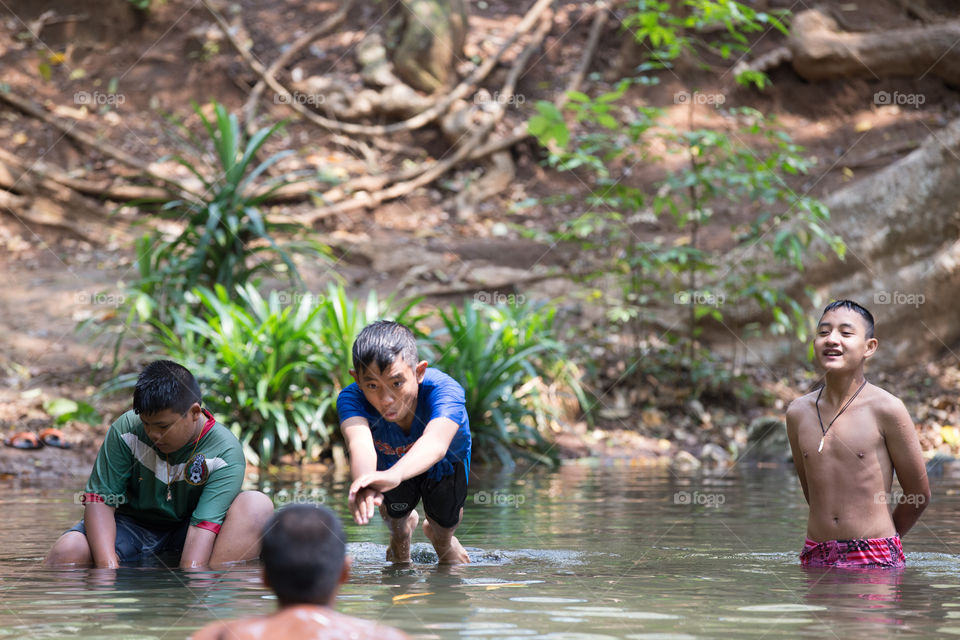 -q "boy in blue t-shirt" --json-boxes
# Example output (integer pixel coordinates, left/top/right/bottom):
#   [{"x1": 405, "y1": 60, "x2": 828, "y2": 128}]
[{"x1": 338, "y1": 321, "x2": 471, "y2": 564}]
